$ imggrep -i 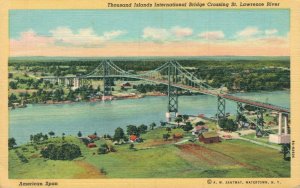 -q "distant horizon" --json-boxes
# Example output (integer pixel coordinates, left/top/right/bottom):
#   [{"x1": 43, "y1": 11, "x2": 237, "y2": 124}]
[{"x1": 9, "y1": 55, "x2": 290, "y2": 62}]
